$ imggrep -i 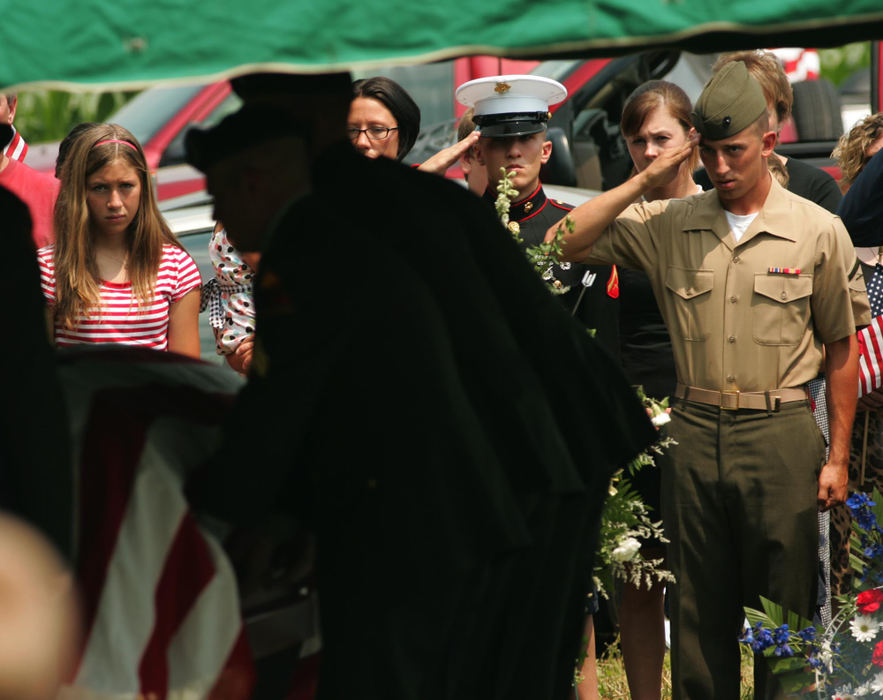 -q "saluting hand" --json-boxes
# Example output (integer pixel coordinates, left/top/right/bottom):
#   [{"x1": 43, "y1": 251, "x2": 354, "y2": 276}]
[
  {"x1": 638, "y1": 130, "x2": 699, "y2": 193},
  {"x1": 418, "y1": 130, "x2": 481, "y2": 176}
]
